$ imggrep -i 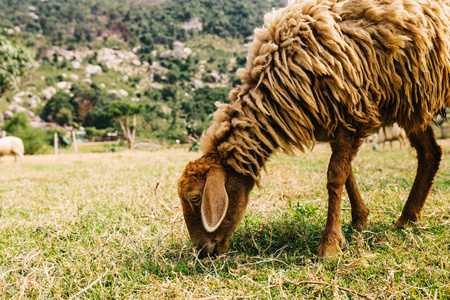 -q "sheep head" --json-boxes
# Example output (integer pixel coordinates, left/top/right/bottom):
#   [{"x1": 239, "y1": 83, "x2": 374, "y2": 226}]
[{"x1": 178, "y1": 155, "x2": 255, "y2": 257}]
